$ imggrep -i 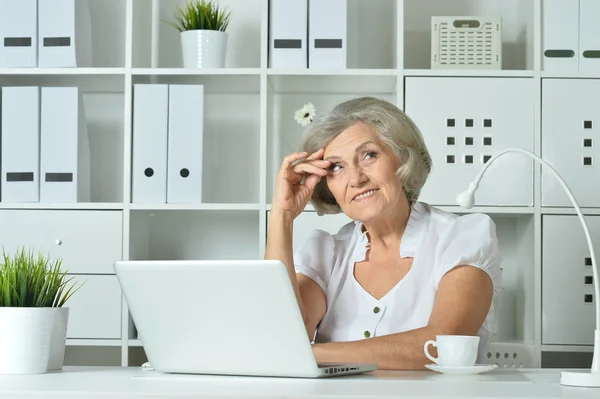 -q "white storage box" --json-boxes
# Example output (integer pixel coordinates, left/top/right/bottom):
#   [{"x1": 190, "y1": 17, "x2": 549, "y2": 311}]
[{"x1": 431, "y1": 16, "x2": 502, "y2": 69}]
